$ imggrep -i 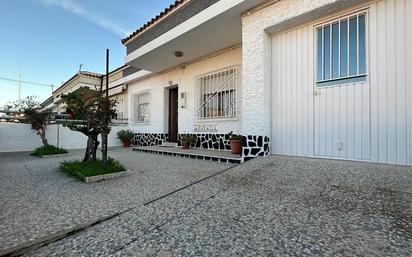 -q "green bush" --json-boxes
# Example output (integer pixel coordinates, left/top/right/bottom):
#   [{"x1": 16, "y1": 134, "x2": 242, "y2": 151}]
[
  {"x1": 60, "y1": 158, "x2": 126, "y2": 178},
  {"x1": 32, "y1": 145, "x2": 68, "y2": 156}
]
